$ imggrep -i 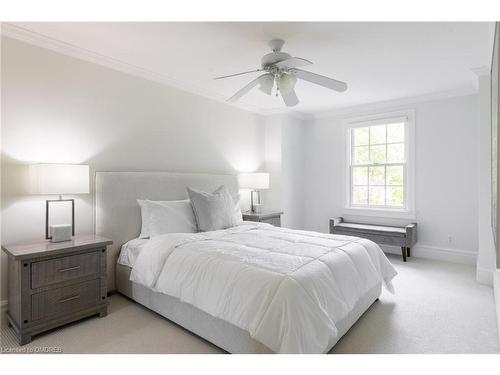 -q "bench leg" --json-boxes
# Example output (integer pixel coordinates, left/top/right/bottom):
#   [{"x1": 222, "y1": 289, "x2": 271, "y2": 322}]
[
  {"x1": 407, "y1": 247, "x2": 411, "y2": 257},
  {"x1": 401, "y1": 247, "x2": 407, "y2": 262}
]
